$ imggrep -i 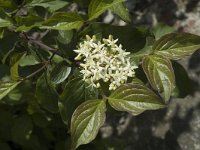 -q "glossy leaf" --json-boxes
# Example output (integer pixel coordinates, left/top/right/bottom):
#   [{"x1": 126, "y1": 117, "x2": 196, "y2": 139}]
[
  {"x1": 154, "y1": 33, "x2": 200, "y2": 59},
  {"x1": 110, "y1": 2, "x2": 131, "y2": 22},
  {"x1": 108, "y1": 83, "x2": 165, "y2": 115},
  {"x1": 40, "y1": 12, "x2": 84, "y2": 30},
  {"x1": 71, "y1": 100, "x2": 106, "y2": 149},
  {"x1": 142, "y1": 55, "x2": 175, "y2": 102},
  {"x1": 59, "y1": 77, "x2": 98, "y2": 124},
  {"x1": 88, "y1": 0, "x2": 124, "y2": 20},
  {"x1": 50, "y1": 61, "x2": 71, "y2": 84},
  {"x1": 0, "y1": 81, "x2": 20, "y2": 100},
  {"x1": 35, "y1": 74, "x2": 59, "y2": 113},
  {"x1": 27, "y1": 0, "x2": 69, "y2": 12}
]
